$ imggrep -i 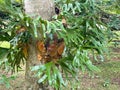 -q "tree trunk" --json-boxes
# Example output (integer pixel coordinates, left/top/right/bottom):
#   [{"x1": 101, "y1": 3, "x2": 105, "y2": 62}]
[
  {"x1": 24, "y1": 0, "x2": 55, "y2": 90},
  {"x1": 24, "y1": 0, "x2": 55, "y2": 20}
]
